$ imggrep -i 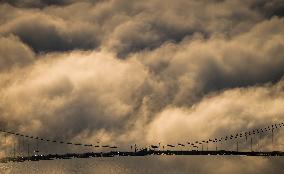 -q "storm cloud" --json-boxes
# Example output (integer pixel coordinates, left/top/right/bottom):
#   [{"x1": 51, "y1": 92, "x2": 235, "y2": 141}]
[{"x1": 1, "y1": 1, "x2": 284, "y2": 170}]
